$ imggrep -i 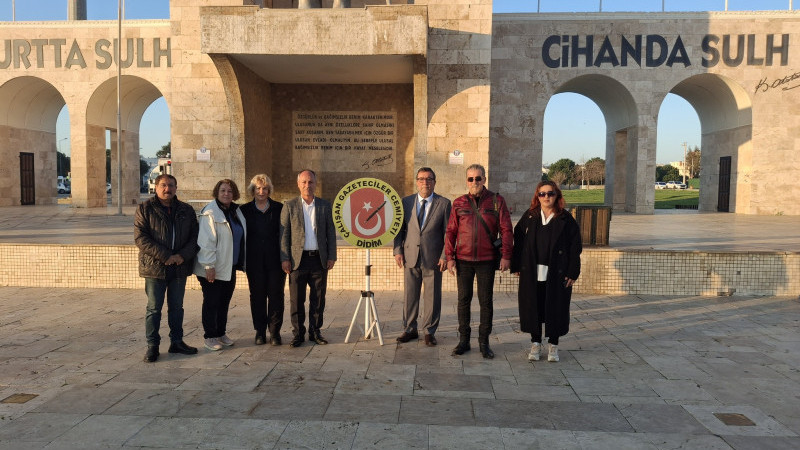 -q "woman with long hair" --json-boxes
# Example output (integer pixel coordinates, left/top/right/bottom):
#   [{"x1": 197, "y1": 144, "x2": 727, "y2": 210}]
[{"x1": 510, "y1": 181, "x2": 582, "y2": 362}]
